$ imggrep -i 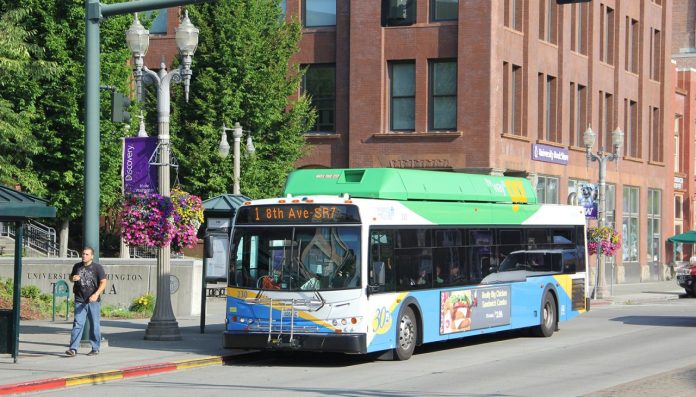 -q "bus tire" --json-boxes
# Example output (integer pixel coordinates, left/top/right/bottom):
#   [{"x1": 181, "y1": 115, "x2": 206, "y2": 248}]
[
  {"x1": 531, "y1": 292, "x2": 556, "y2": 337},
  {"x1": 394, "y1": 306, "x2": 417, "y2": 360}
]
